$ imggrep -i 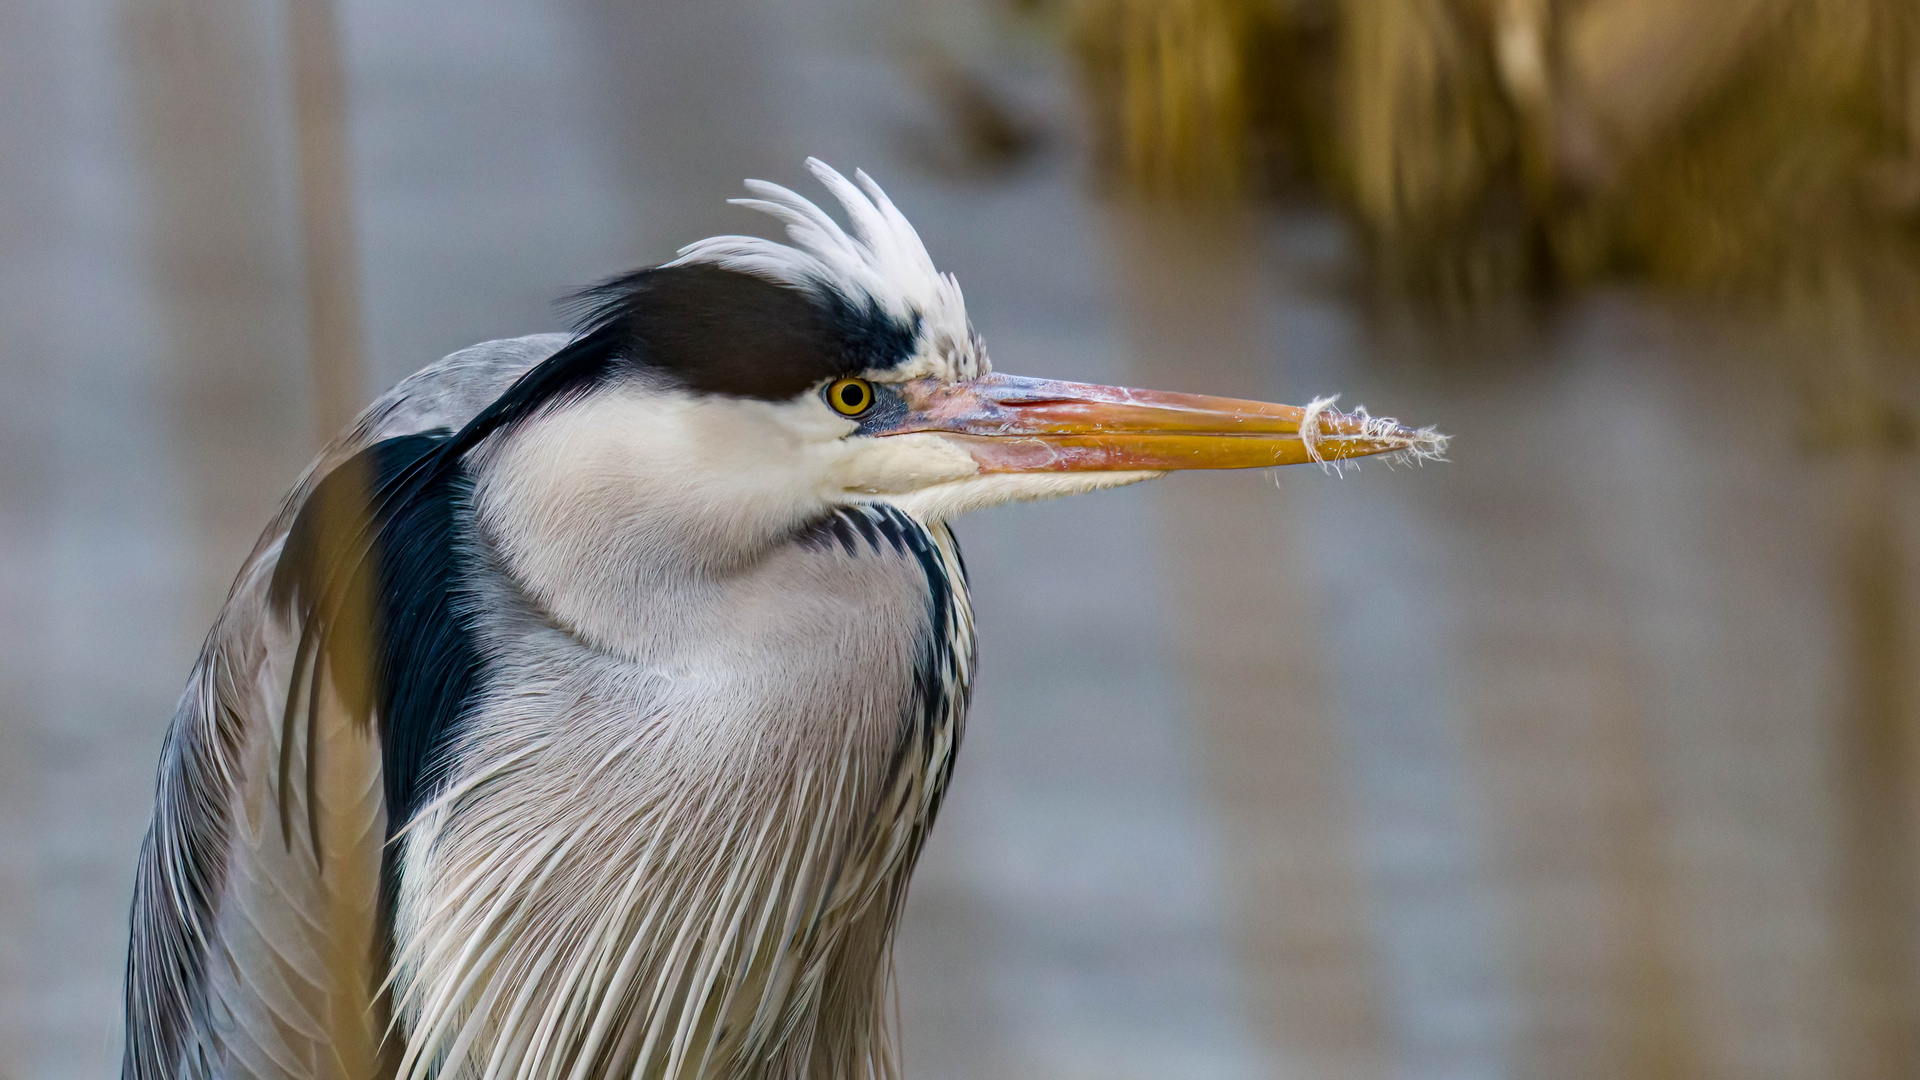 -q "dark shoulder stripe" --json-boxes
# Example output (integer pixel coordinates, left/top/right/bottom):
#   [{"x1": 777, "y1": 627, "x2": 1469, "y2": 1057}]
[
  {"x1": 269, "y1": 432, "x2": 485, "y2": 853},
  {"x1": 847, "y1": 508, "x2": 881, "y2": 551},
  {"x1": 869, "y1": 506, "x2": 967, "y2": 829},
  {"x1": 795, "y1": 505, "x2": 921, "y2": 559}
]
